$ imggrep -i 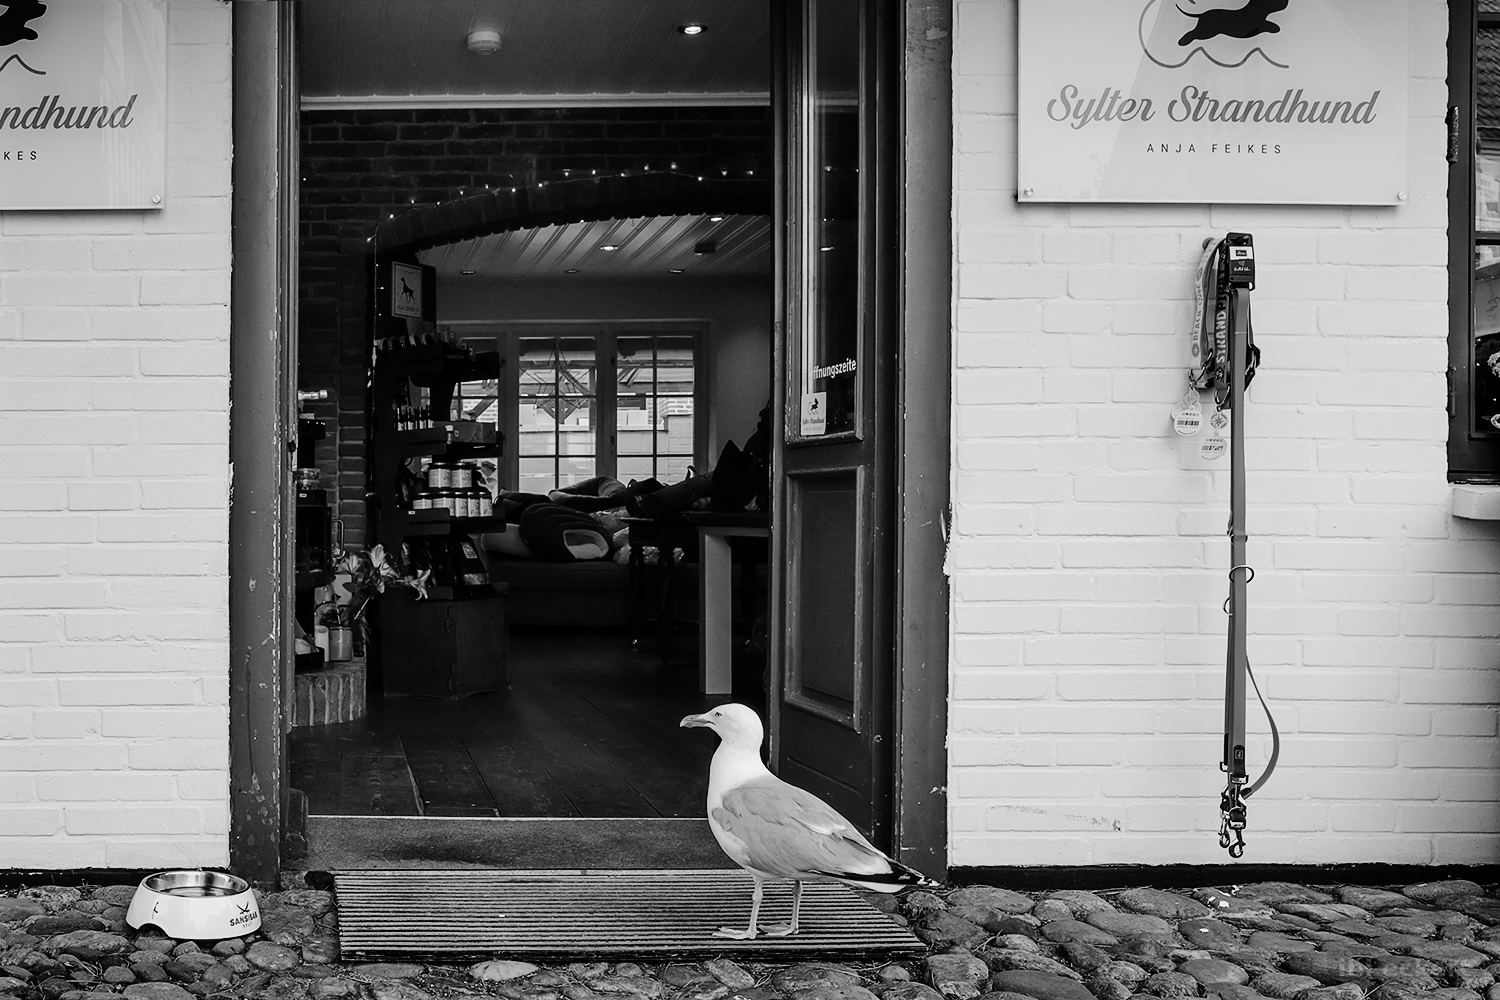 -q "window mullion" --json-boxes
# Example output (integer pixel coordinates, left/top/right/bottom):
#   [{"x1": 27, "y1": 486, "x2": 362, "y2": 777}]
[{"x1": 598, "y1": 332, "x2": 618, "y2": 481}]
